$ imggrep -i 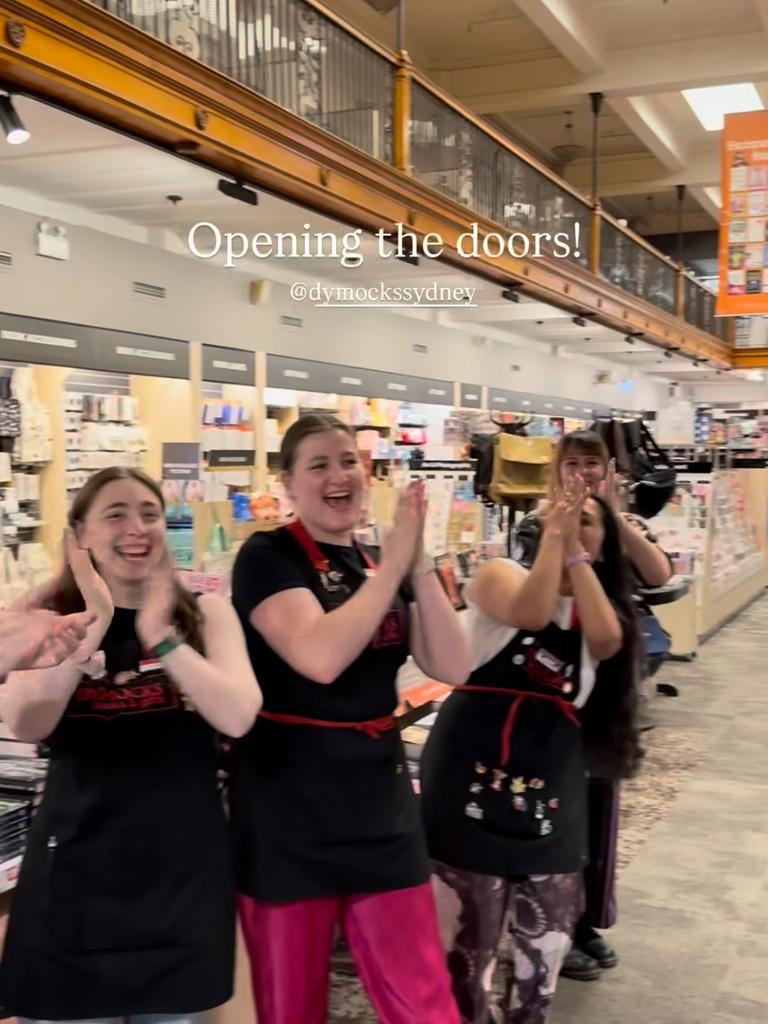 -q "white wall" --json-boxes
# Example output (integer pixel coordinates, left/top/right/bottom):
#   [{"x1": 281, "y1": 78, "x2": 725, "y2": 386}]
[{"x1": 0, "y1": 205, "x2": 665, "y2": 412}]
